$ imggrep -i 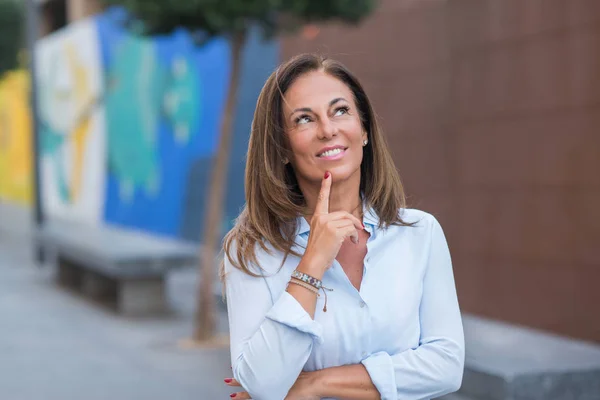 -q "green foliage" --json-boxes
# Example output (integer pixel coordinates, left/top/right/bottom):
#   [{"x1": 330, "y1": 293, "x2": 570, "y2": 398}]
[
  {"x1": 281, "y1": 0, "x2": 378, "y2": 24},
  {"x1": 101, "y1": 0, "x2": 378, "y2": 38},
  {"x1": 0, "y1": 0, "x2": 25, "y2": 75}
]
